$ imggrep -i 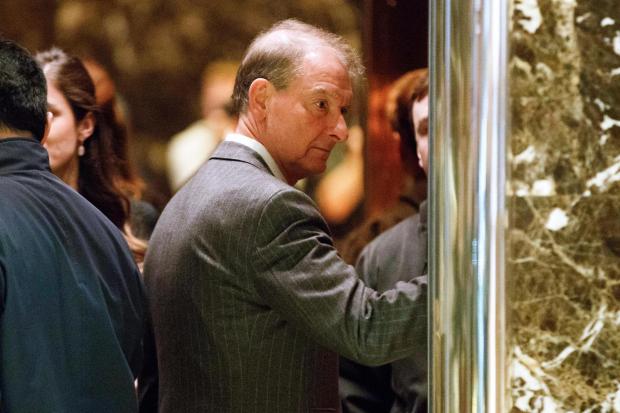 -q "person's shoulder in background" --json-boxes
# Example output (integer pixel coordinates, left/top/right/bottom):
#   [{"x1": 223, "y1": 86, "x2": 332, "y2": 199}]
[{"x1": 130, "y1": 199, "x2": 160, "y2": 240}]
